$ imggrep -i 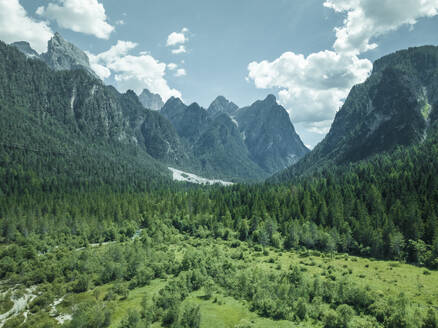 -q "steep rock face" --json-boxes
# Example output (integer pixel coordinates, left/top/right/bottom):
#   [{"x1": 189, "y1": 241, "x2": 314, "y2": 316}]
[
  {"x1": 273, "y1": 45, "x2": 438, "y2": 180},
  {"x1": 11, "y1": 41, "x2": 40, "y2": 59},
  {"x1": 41, "y1": 33, "x2": 98, "y2": 78},
  {"x1": 140, "y1": 110, "x2": 187, "y2": 163},
  {"x1": 236, "y1": 95, "x2": 309, "y2": 173},
  {"x1": 207, "y1": 96, "x2": 239, "y2": 117},
  {"x1": 138, "y1": 89, "x2": 164, "y2": 111}
]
